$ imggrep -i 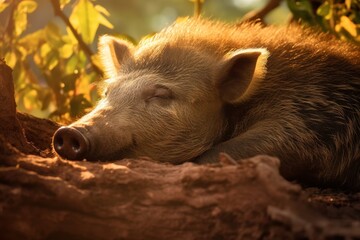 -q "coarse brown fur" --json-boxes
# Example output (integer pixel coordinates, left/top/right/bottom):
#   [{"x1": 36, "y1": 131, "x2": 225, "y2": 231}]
[
  {"x1": 55, "y1": 18, "x2": 360, "y2": 190},
  {"x1": 127, "y1": 18, "x2": 360, "y2": 189}
]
